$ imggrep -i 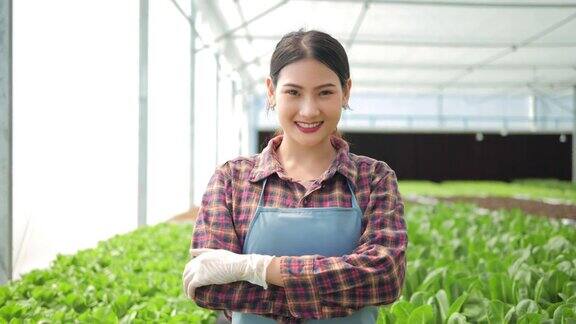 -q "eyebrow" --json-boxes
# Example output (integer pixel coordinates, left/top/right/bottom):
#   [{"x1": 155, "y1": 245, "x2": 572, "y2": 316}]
[{"x1": 282, "y1": 83, "x2": 336, "y2": 90}]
